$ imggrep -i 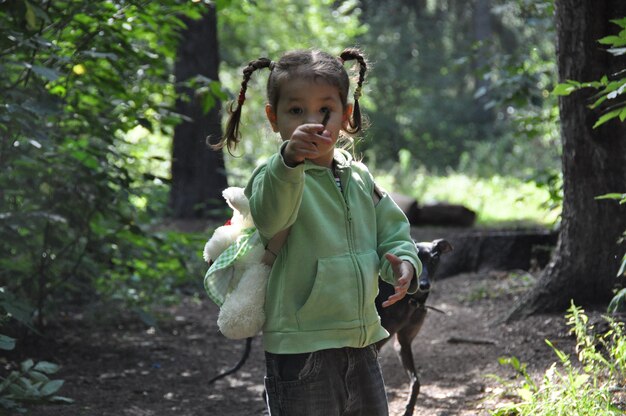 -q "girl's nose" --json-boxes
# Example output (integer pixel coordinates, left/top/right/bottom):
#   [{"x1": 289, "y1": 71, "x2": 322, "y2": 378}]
[{"x1": 305, "y1": 114, "x2": 321, "y2": 124}]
